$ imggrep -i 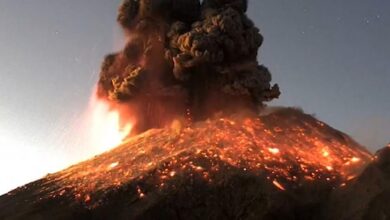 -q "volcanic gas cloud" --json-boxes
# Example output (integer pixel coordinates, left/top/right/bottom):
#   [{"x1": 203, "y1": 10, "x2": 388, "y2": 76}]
[{"x1": 97, "y1": 0, "x2": 280, "y2": 134}]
